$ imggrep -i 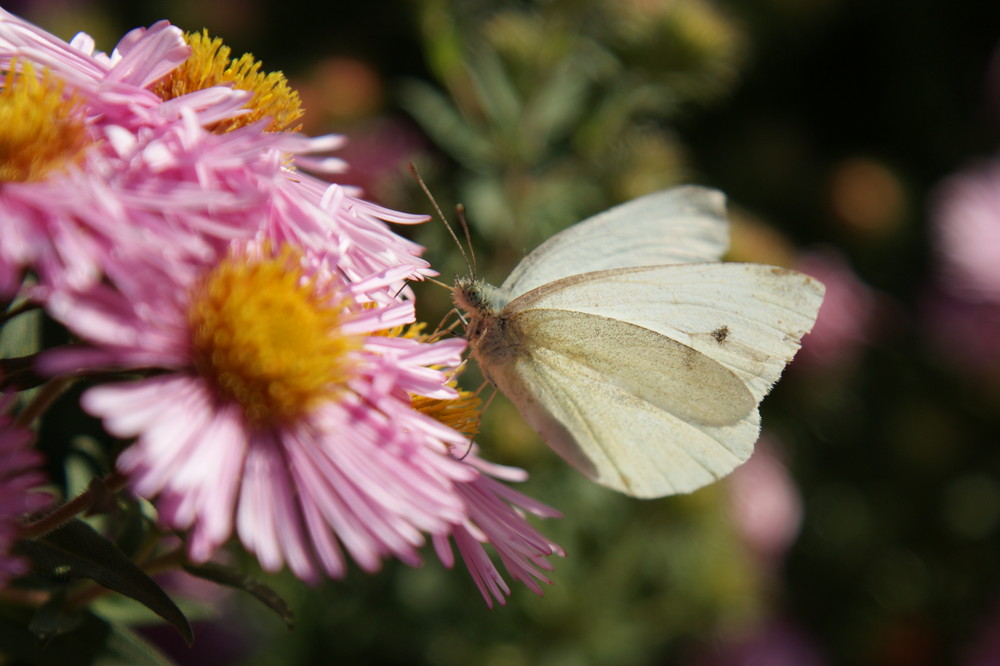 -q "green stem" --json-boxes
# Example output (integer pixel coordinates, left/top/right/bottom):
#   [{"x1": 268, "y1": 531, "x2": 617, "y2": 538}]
[
  {"x1": 20, "y1": 472, "x2": 128, "y2": 540},
  {"x1": 14, "y1": 375, "x2": 74, "y2": 428}
]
